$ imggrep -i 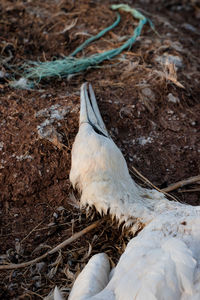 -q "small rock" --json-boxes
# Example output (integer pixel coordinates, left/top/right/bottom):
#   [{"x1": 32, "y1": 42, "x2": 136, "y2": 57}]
[
  {"x1": 40, "y1": 94, "x2": 47, "y2": 99},
  {"x1": 37, "y1": 122, "x2": 63, "y2": 142},
  {"x1": 53, "y1": 212, "x2": 58, "y2": 219},
  {"x1": 48, "y1": 222, "x2": 55, "y2": 227},
  {"x1": 141, "y1": 87, "x2": 155, "y2": 100},
  {"x1": 138, "y1": 136, "x2": 153, "y2": 145},
  {"x1": 36, "y1": 104, "x2": 69, "y2": 120},
  {"x1": 0, "y1": 142, "x2": 4, "y2": 151},
  {"x1": 170, "y1": 41, "x2": 183, "y2": 52},
  {"x1": 156, "y1": 54, "x2": 183, "y2": 68},
  {"x1": 166, "y1": 109, "x2": 174, "y2": 114},
  {"x1": 190, "y1": 121, "x2": 196, "y2": 126},
  {"x1": 0, "y1": 70, "x2": 5, "y2": 78},
  {"x1": 16, "y1": 154, "x2": 33, "y2": 161},
  {"x1": 10, "y1": 77, "x2": 34, "y2": 89},
  {"x1": 167, "y1": 93, "x2": 180, "y2": 103},
  {"x1": 35, "y1": 280, "x2": 42, "y2": 288},
  {"x1": 36, "y1": 262, "x2": 46, "y2": 273},
  {"x1": 182, "y1": 23, "x2": 199, "y2": 34},
  {"x1": 57, "y1": 206, "x2": 65, "y2": 211}
]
